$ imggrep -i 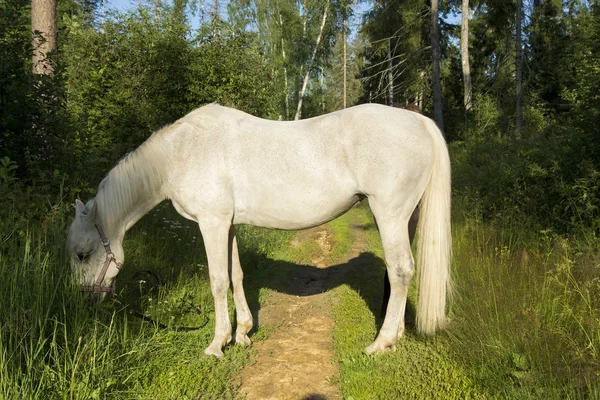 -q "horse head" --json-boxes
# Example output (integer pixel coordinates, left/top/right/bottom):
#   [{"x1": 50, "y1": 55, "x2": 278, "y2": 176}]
[{"x1": 66, "y1": 199, "x2": 124, "y2": 302}]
